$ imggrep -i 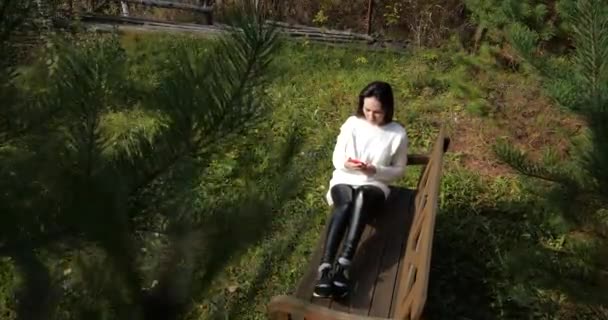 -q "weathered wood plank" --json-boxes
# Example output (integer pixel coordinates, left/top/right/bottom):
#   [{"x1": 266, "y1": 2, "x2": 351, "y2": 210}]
[
  {"x1": 320, "y1": 188, "x2": 415, "y2": 317},
  {"x1": 269, "y1": 295, "x2": 389, "y2": 320},
  {"x1": 283, "y1": 34, "x2": 369, "y2": 44},
  {"x1": 327, "y1": 229, "x2": 360, "y2": 313},
  {"x1": 328, "y1": 218, "x2": 377, "y2": 314},
  {"x1": 277, "y1": 28, "x2": 370, "y2": 40},
  {"x1": 393, "y1": 126, "x2": 449, "y2": 319},
  {"x1": 265, "y1": 19, "x2": 375, "y2": 41},
  {"x1": 337, "y1": 205, "x2": 387, "y2": 315},
  {"x1": 80, "y1": 14, "x2": 224, "y2": 31},
  {"x1": 369, "y1": 189, "x2": 415, "y2": 317},
  {"x1": 388, "y1": 204, "x2": 412, "y2": 318},
  {"x1": 116, "y1": 0, "x2": 213, "y2": 13},
  {"x1": 283, "y1": 31, "x2": 370, "y2": 42}
]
